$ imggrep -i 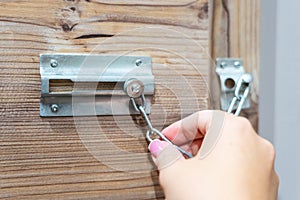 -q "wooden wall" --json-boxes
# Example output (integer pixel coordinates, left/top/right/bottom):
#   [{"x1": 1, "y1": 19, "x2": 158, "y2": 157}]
[
  {"x1": 0, "y1": 0, "x2": 209, "y2": 199},
  {"x1": 0, "y1": 0, "x2": 259, "y2": 199},
  {"x1": 210, "y1": 0, "x2": 260, "y2": 130}
]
